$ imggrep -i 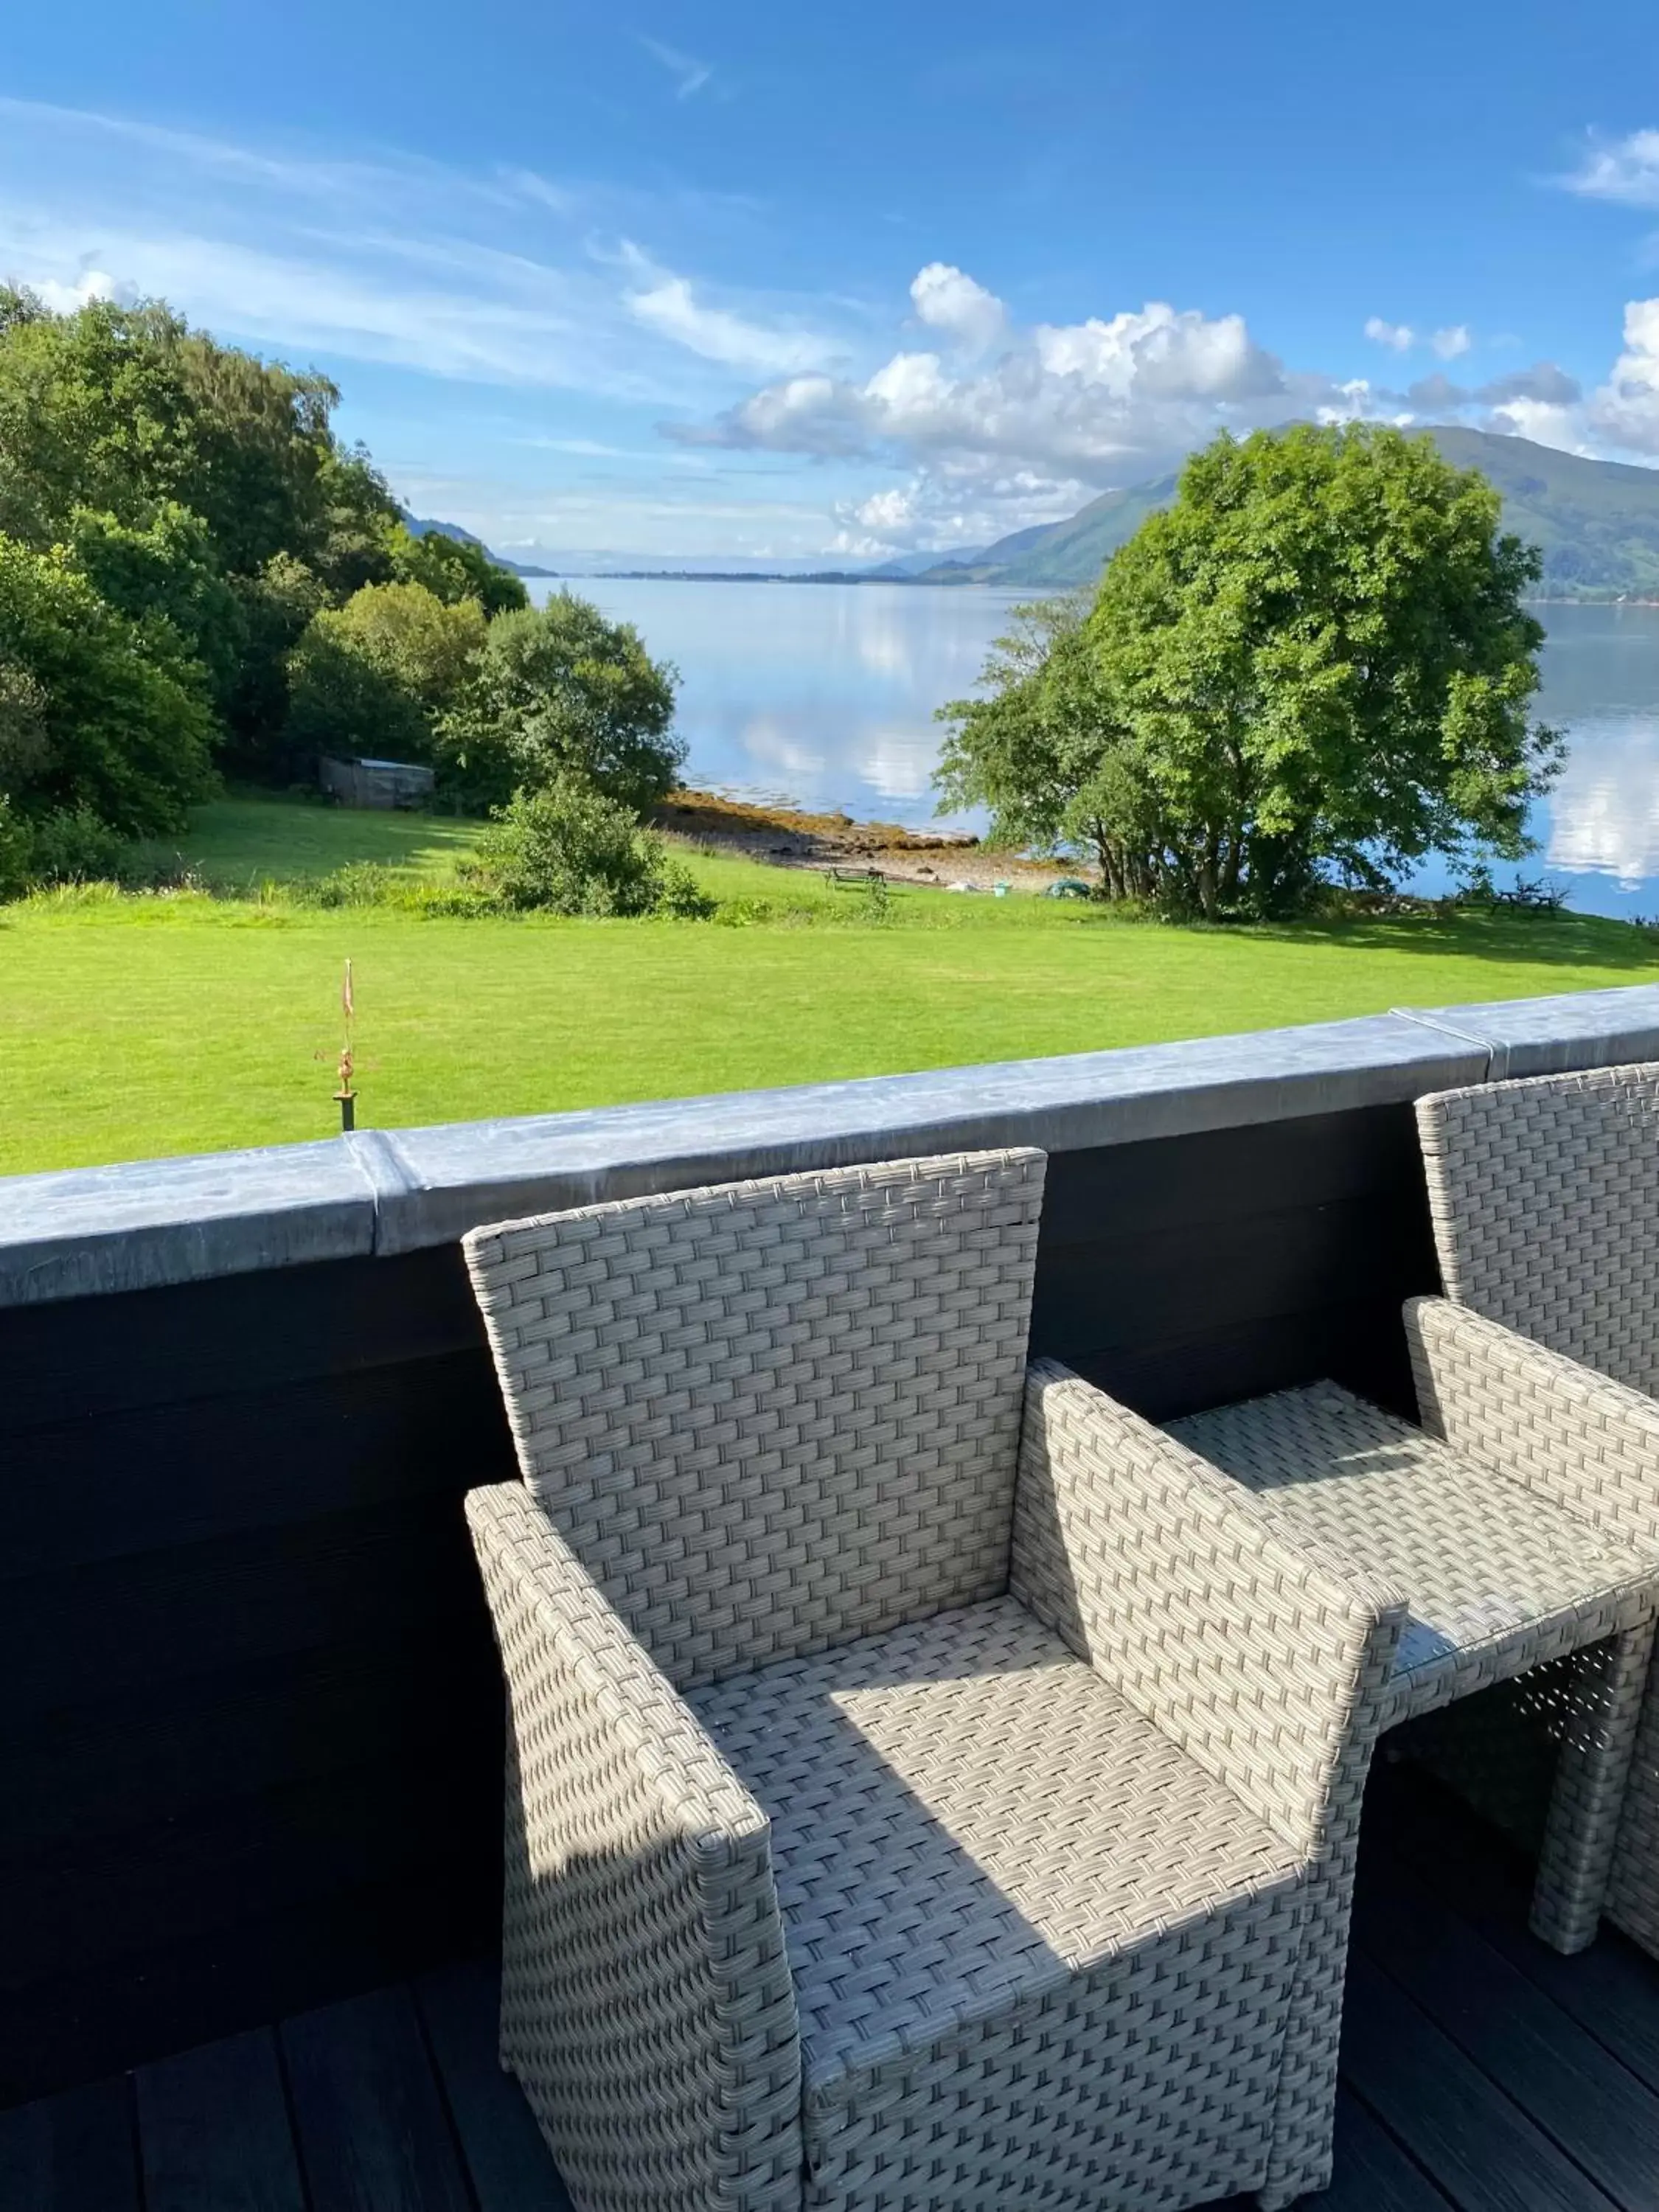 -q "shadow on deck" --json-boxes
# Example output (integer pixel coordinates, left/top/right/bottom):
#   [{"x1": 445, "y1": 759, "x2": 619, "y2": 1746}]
[{"x1": 6, "y1": 1764, "x2": 1659, "y2": 2211}]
